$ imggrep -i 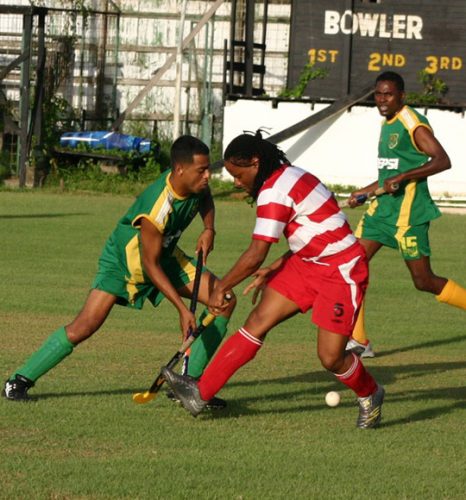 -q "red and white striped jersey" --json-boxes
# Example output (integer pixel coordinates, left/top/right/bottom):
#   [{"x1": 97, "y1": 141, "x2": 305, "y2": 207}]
[{"x1": 253, "y1": 165, "x2": 357, "y2": 261}]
